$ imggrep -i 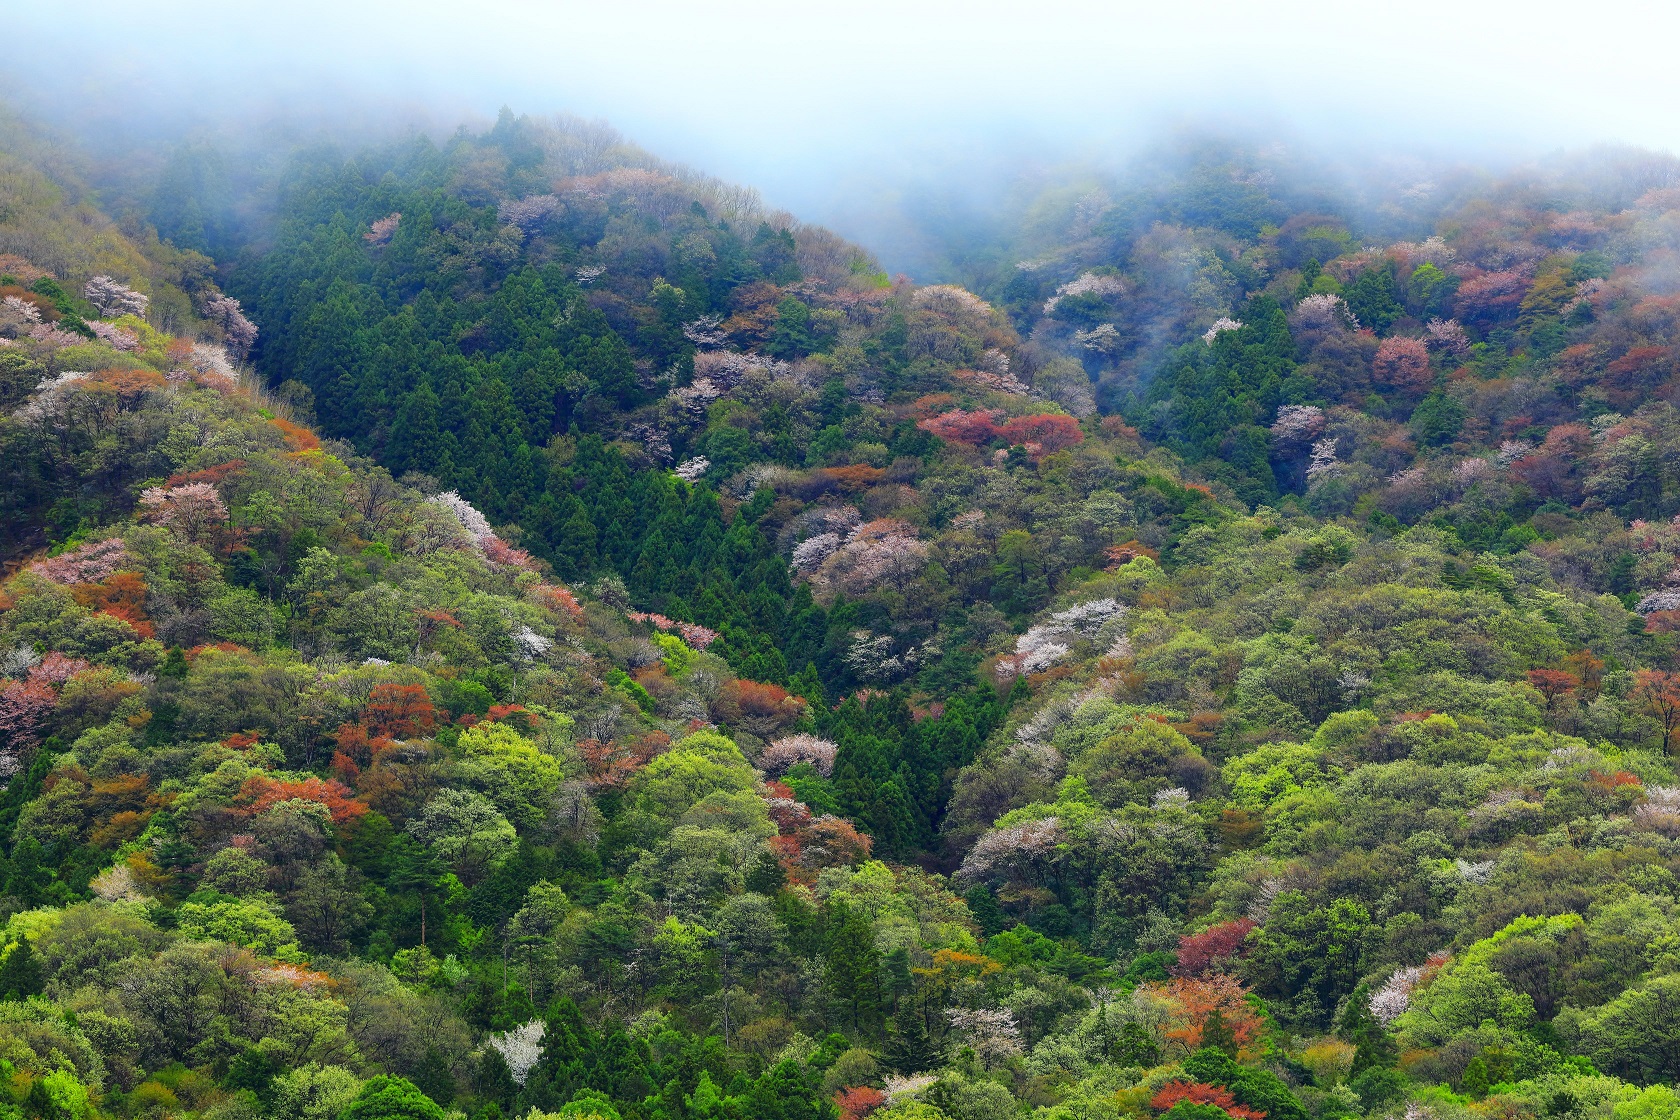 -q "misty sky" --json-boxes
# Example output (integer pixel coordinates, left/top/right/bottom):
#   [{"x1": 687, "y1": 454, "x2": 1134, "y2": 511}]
[{"x1": 7, "y1": 0, "x2": 1679, "y2": 273}]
